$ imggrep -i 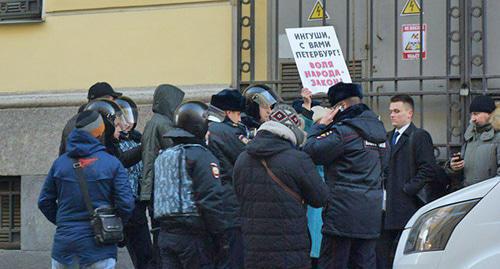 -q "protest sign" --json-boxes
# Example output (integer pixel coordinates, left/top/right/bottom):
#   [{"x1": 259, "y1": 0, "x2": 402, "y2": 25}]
[{"x1": 286, "y1": 26, "x2": 351, "y2": 94}]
